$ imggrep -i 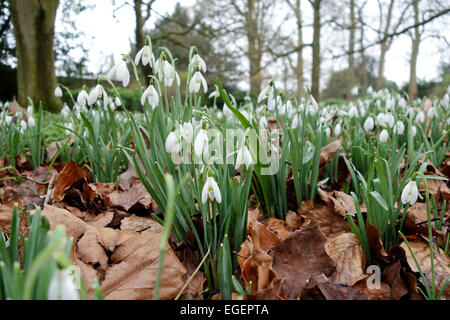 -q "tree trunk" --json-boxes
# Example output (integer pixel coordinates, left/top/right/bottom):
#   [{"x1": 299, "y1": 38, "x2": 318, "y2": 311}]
[
  {"x1": 375, "y1": 0, "x2": 395, "y2": 91},
  {"x1": 134, "y1": 0, "x2": 151, "y2": 86},
  {"x1": 348, "y1": 0, "x2": 356, "y2": 94},
  {"x1": 375, "y1": 44, "x2": 387, "y2": 91},
  {"x1": 295, "y1": 0, "x2": 304, "y2": 99},
  {"x1": 408, "y1": 0, "x2": 420, "y2": 101},
  {"x1": 8, "y1": 0, "x2": 61, "y2": 112},
  {"x1": 247, "y1": 0, "x2": 262, "y2": 96},
  {"x1": 359, "y1": 9, "x2": 368, "y2": 91},
  {"x1": 311, "y1": 0, "x2": 321, "y2": 101}
]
